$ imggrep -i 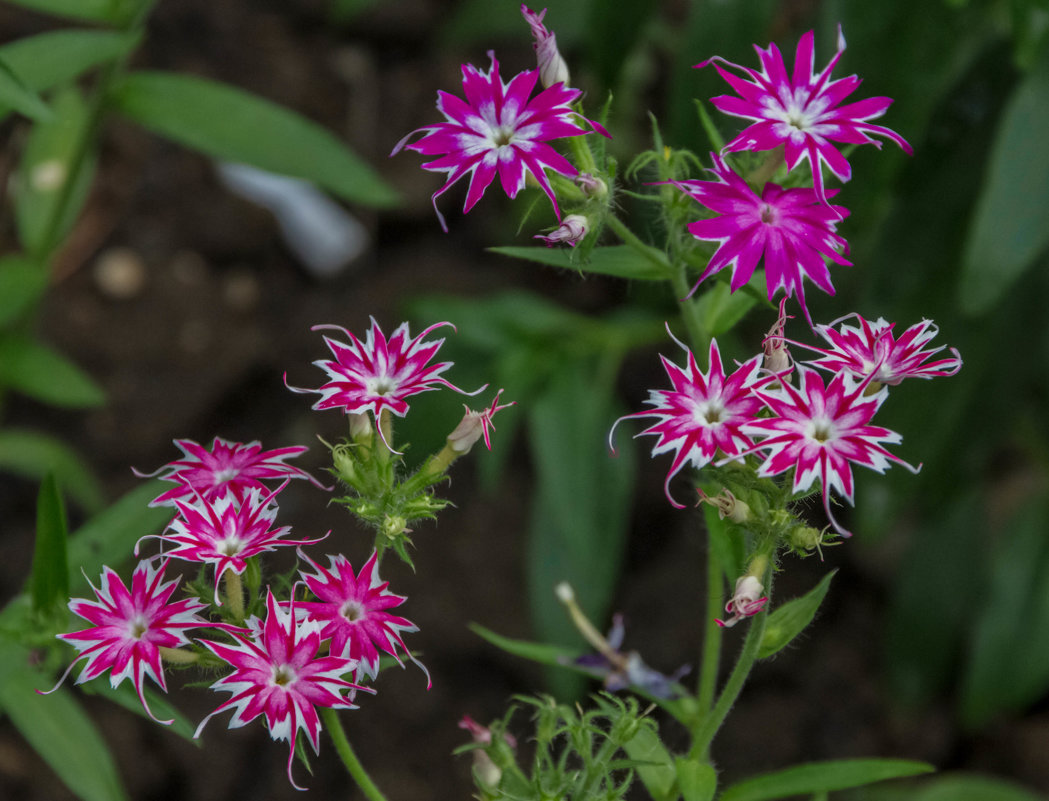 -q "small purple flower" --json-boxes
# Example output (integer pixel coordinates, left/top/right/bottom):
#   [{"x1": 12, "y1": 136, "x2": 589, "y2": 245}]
[
  {"x1": 295, "y1": 549, "x2": 429, "y2": 686},
  {"x1": 610, "y1": 331, "x2": 764, "y2": 508},
  {"x1": 287, "y1": 317, "x2": 483, "y2": 450},
  {"x1": 195, "y1": 591, "x2": 364, "y2": 790},
  {"x1": 573, "y1": 614, "x2": 690, "y2": 698},
  {"x1": 676, "y1": 154, "x2": 851, "y2": 324},
  {"x1": 391, "y1": 53, "x2": 605, "y2": 230},
  {"x1": 697, "y1": 26, "x2": 912, "y2": 204},
  {"x1": 801, "y1": 314, "x2": 962, "y2": 386},
  {"x1": 136, "y1": 437, "x2": 326, "y2": 508},
  {"x1": 739, "y1": 365, "x2": 920, "y2": 536},
  {"x1": 46, "y1": 560, "x2": 209, "y2": 723}
]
